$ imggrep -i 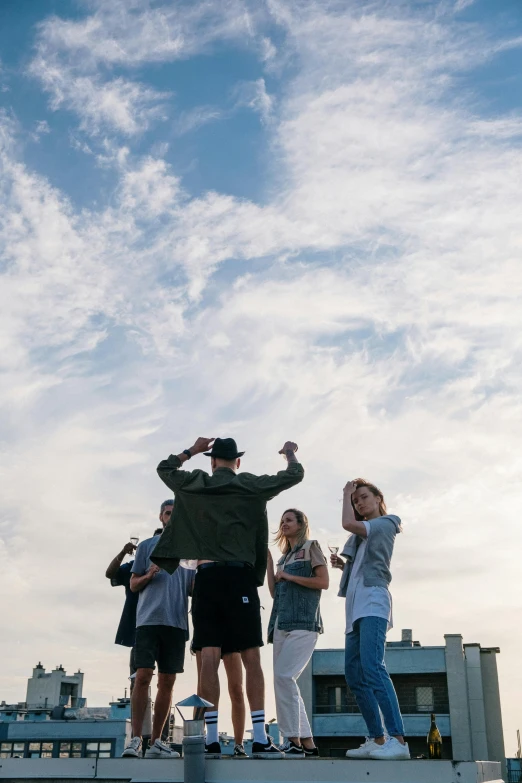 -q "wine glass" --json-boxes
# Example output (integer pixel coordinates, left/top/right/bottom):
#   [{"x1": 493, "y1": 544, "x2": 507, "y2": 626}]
[
  {"x1": 327, "y1": 540, "x2": 339, "y2": 555},
  {"x1": 130, "y1": 536, "x2": 139, "y2": 548}
]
